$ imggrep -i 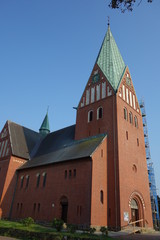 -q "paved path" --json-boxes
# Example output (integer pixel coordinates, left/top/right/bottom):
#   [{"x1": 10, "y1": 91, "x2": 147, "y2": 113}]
[{"x1": 114, "y1": 233, "x2": 160, "y2": 239}]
